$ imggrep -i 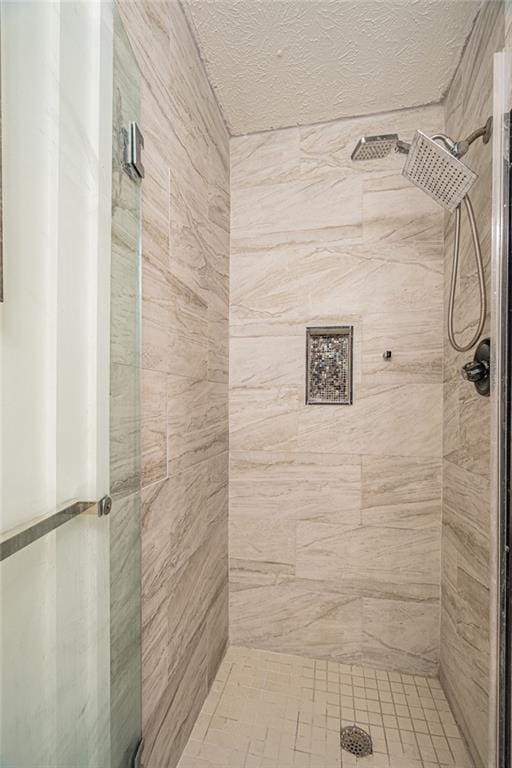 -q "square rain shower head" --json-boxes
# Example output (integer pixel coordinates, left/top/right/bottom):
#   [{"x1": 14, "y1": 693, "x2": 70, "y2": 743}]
[
  {"x1": 351, "y1": 134, "x2": 399, "y2": 161},
  {"x1": 401, "y1": 130, "x2": 477, "y2": 212}
]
